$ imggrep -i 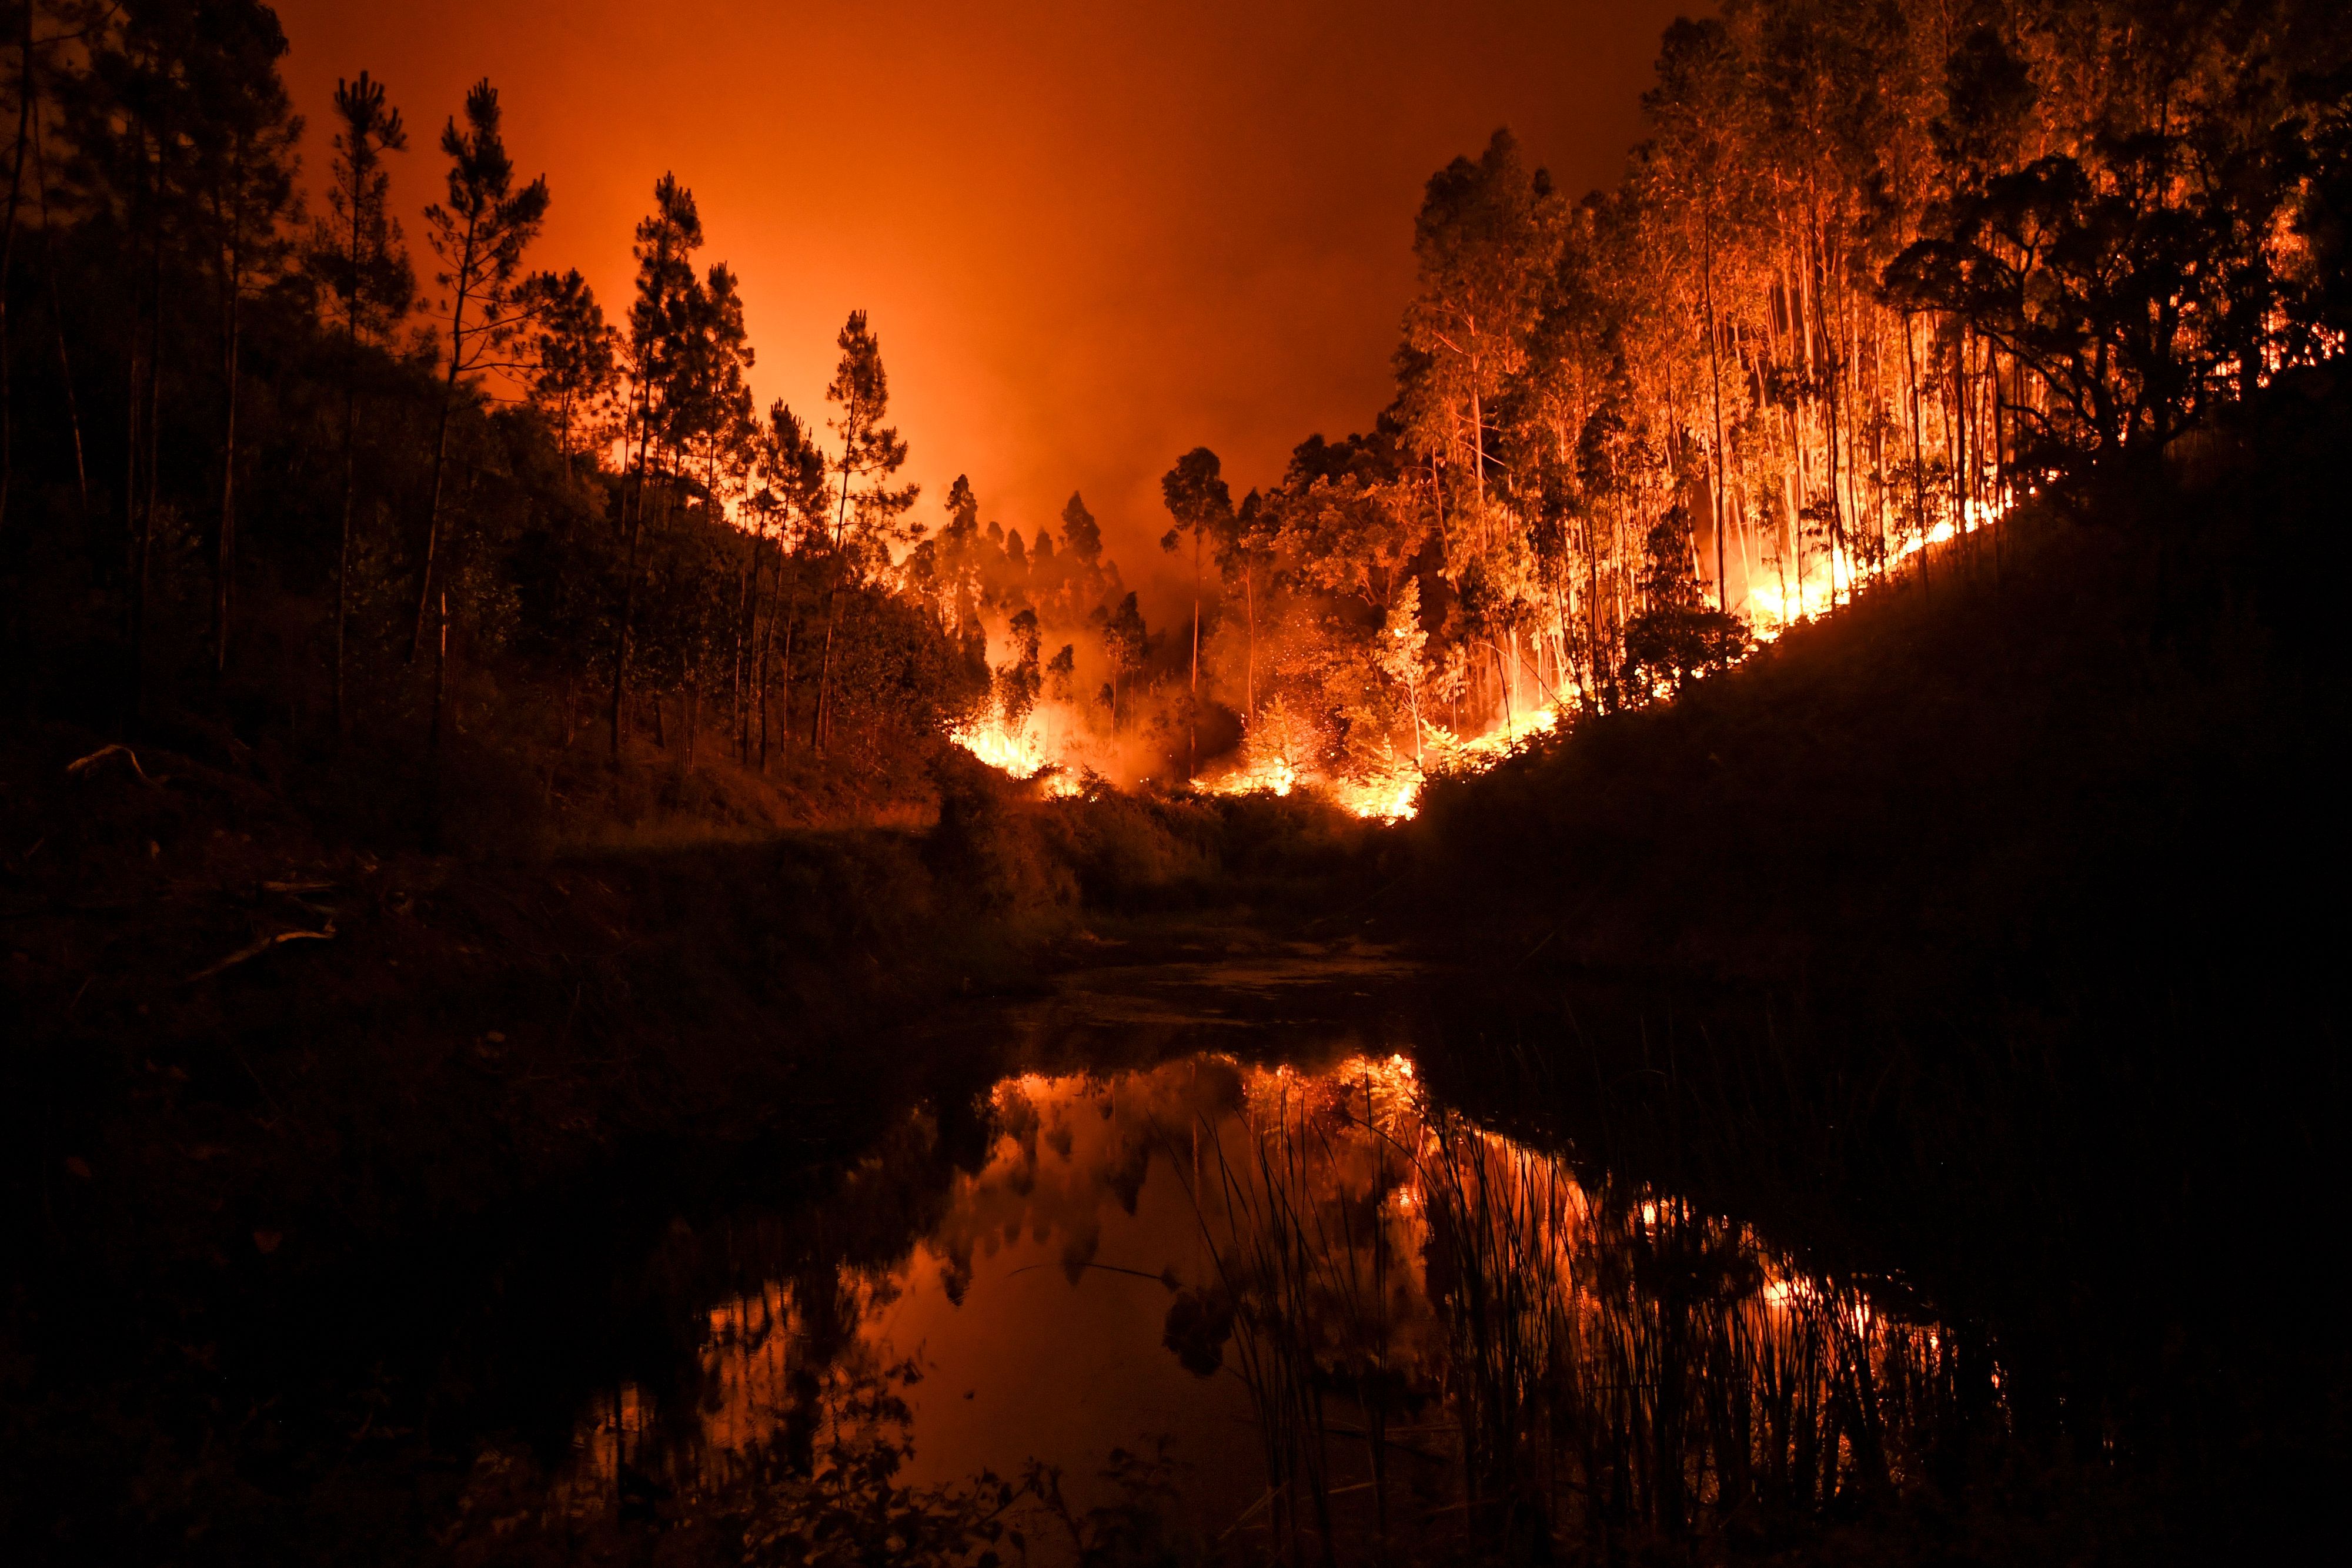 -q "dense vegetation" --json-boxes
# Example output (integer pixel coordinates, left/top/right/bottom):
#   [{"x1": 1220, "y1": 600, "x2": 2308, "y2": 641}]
[
  {"x1": 0, "y1": 0, "x2": 1197, "y2": 842},
  {"x1": 1148, "y1": 0, "x2": 2352, "y2": 795},
  {"x1": 5, "y1": 1, "x2": 2346, "y2": 814}
]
